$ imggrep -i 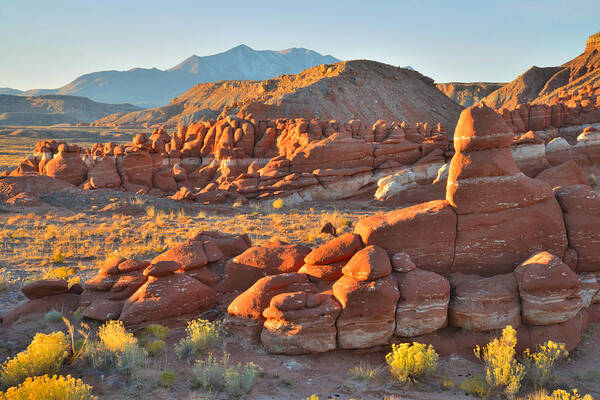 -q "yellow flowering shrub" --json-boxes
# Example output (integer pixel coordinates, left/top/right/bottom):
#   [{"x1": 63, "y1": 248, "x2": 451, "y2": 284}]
[
  {"x1": 0, "y1": 332, "x2": 69, "y2": 388},
  {"x1": 528, "y1": 388, "x2": 595, "y2": 400},
  {"x1": 175, "y1": 319, "x2": 222, "y2": 360},
  {"x1": 97, "y1": 320, "x2": 137, "y2": 352},
  {"x1": 385, "y1": 342, "x2": 439, "y2": 383},
  {"x1": 523, "y1": 341, "x2": 568, "y2": 388},
  {"x1": 86, "y1": 320, "x2": 146, "y2": 373},
  {"x1": 0, "y1": 374, "x2": 95, "y2": 400},
  {"x1": 272, "y1": 198, "x2": 285, "y2": 210},
  {"x1": 474, "y1": 325, "x2": 525, "y2": 399}
]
